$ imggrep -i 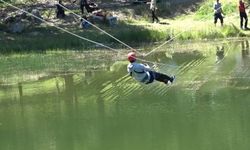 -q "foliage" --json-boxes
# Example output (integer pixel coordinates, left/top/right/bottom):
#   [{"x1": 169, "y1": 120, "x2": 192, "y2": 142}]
[
  {"x1": 221, "y1": 24, "x2": 244, "y2": 37},
  {"x1": 223, "y1": 2, "x2": 237, "y2": 15},
  {"x1": 175, "y1": 23, "x2": 244, "y2": 41},
  {"x1": 194, "y1": 1, "x2": 214, "y2": 20},
  {"x1": 194, "y1": 0, "x2": 237, "y2": 20}
]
